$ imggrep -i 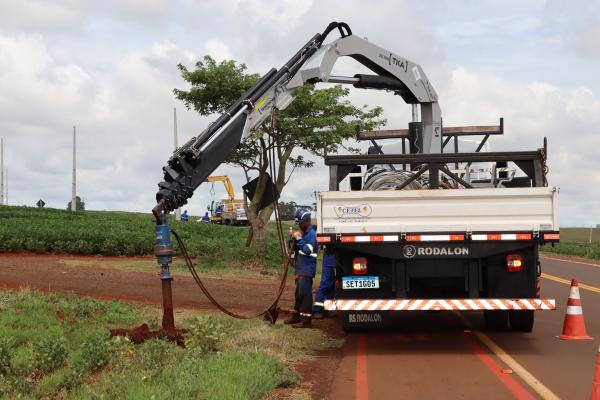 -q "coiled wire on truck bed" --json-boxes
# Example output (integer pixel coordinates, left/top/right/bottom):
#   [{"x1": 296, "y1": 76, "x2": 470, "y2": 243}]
[
  {"x1": 363, "y1": 166, "x2": 458, "y2": 190},
  {"x1": 362, "y1": 167, "x2": 424, "y2": 190}
]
